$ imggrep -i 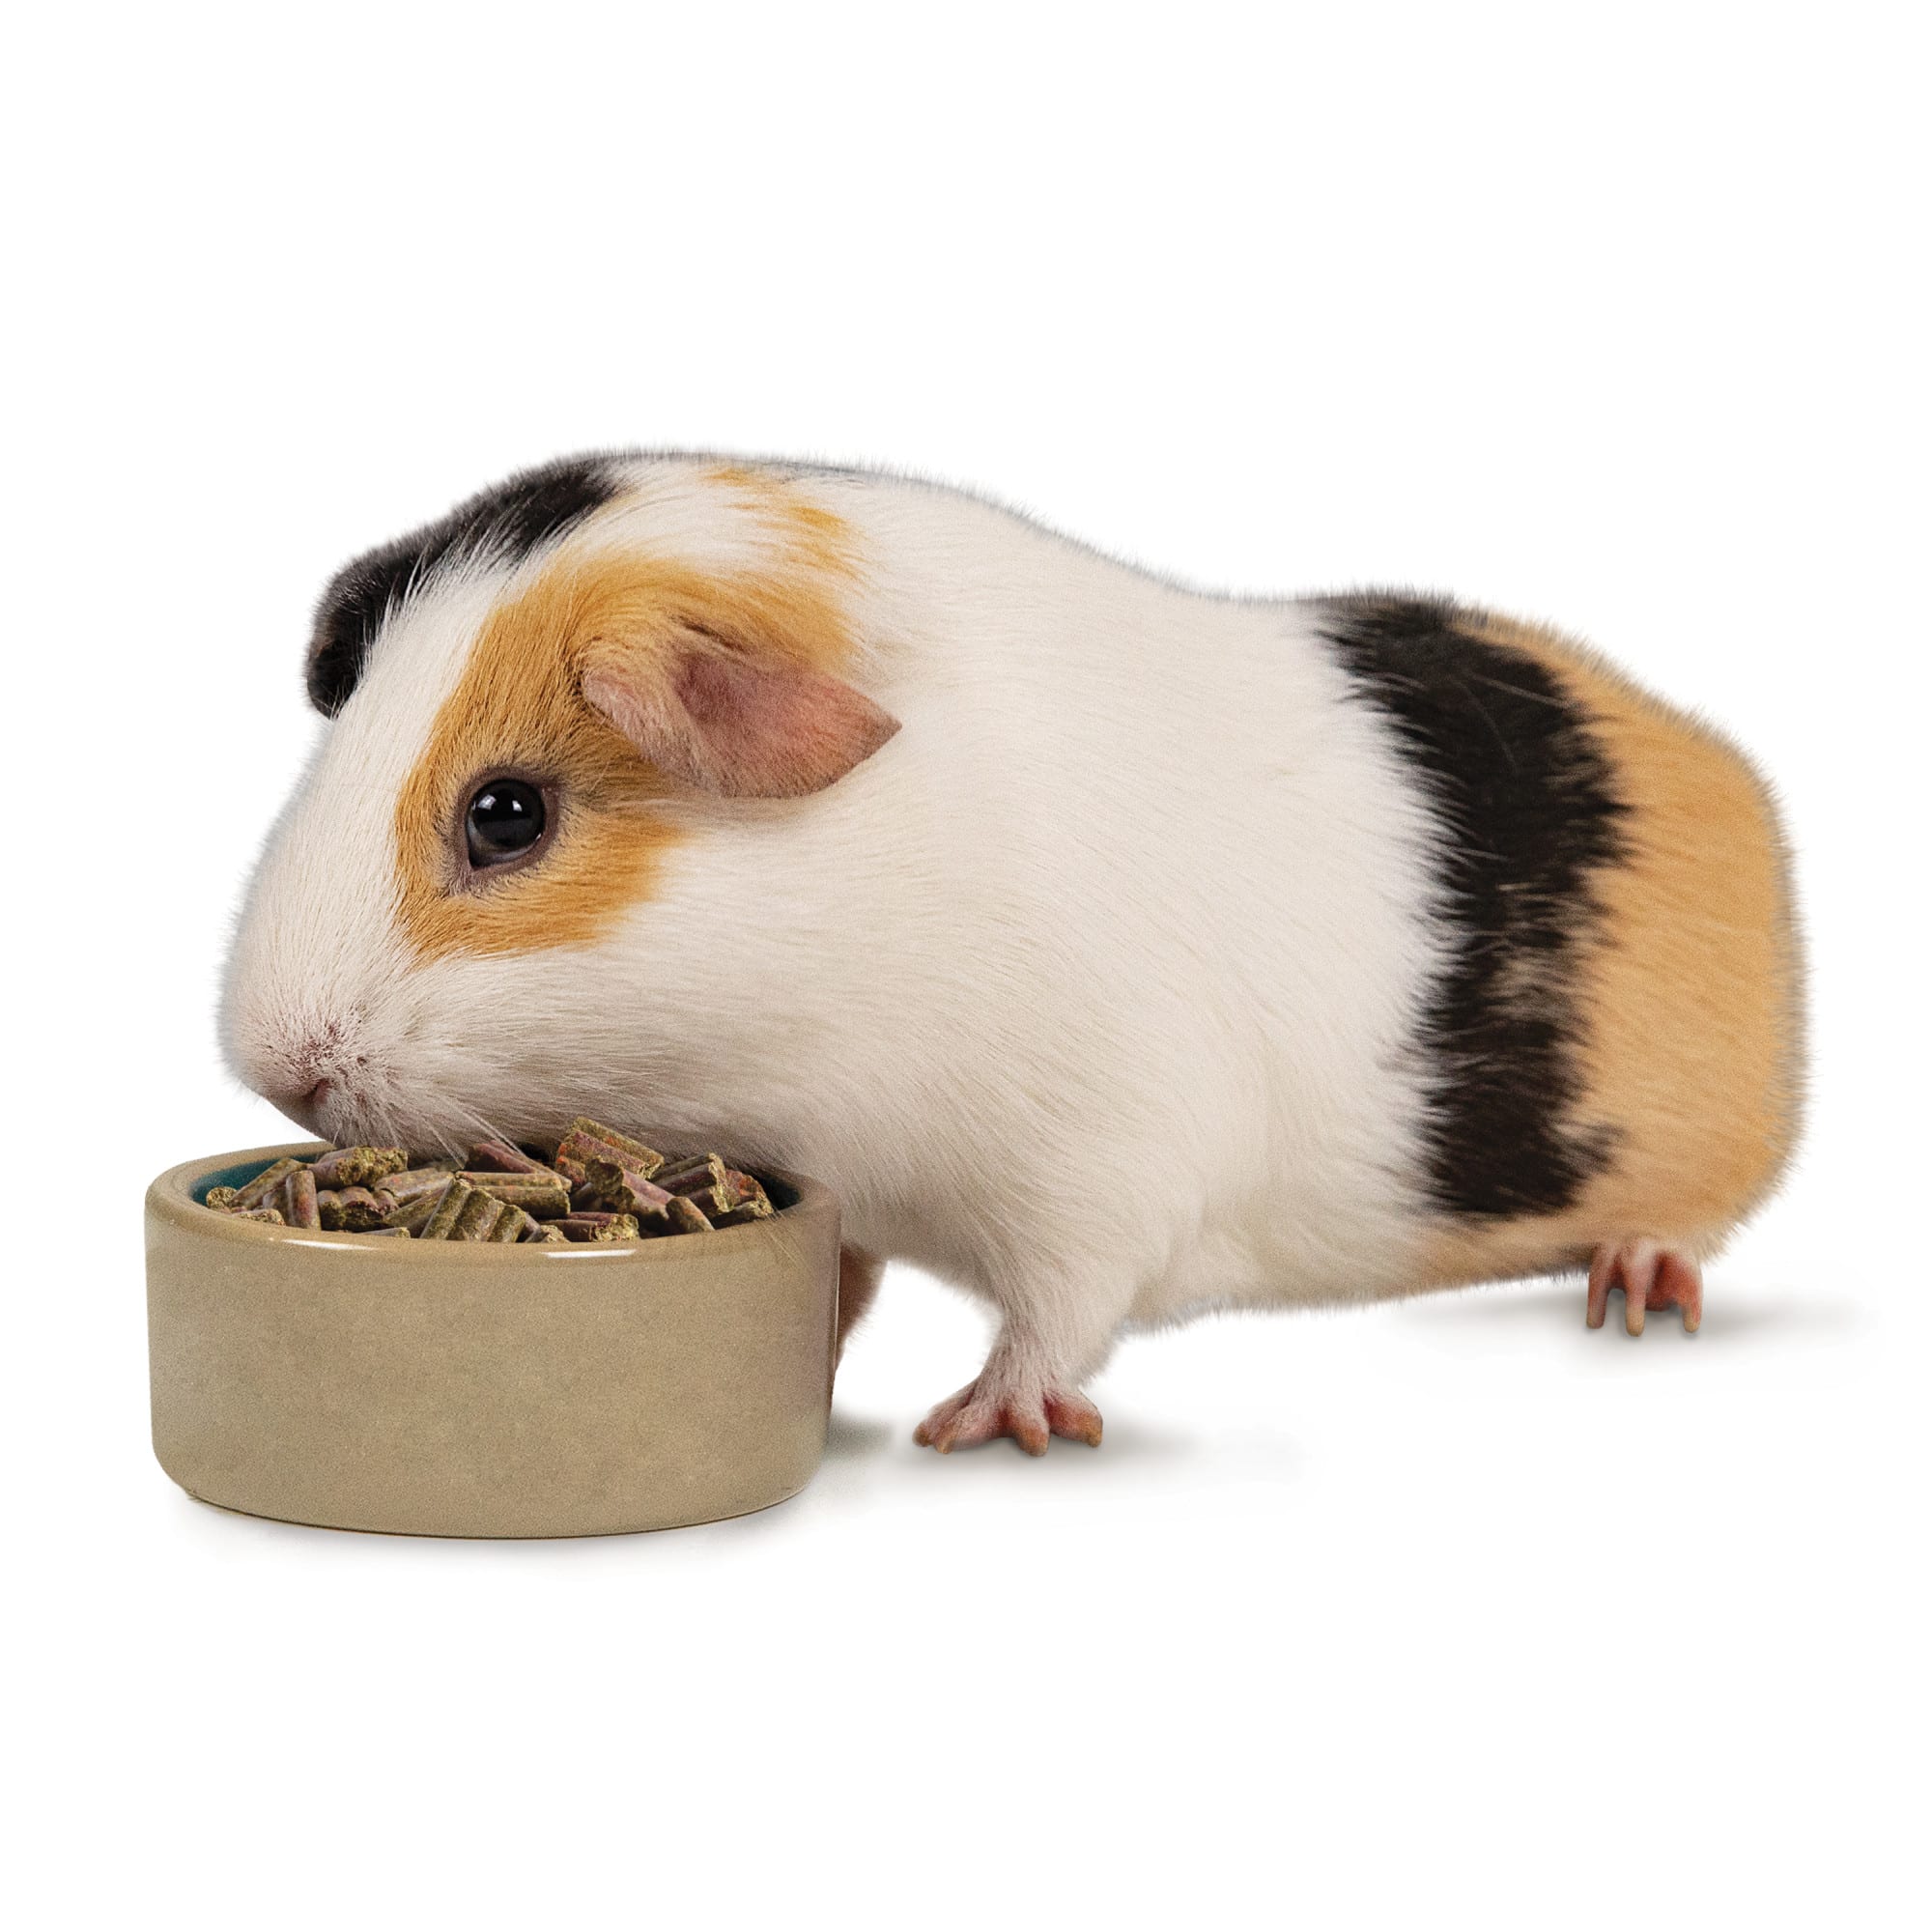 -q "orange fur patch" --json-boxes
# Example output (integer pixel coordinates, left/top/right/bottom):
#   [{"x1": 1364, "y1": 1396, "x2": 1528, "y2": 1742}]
[
  {"x1": 394, "y1": 528, "x2": 862, "y2": 965},
  {"x1": 701, "y1": 463, "x2": 860, "y2": 580},
  {"x1": 1421, "y1": 615, "x2": 1804, "y2": 1288}
]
